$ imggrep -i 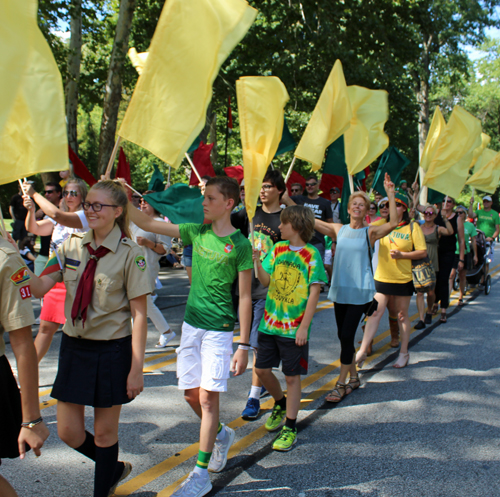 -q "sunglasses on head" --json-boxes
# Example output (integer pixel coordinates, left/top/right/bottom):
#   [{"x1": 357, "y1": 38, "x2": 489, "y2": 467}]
[{"x1": 63, "y1": 190, "x2": 79, "y2": 197}]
